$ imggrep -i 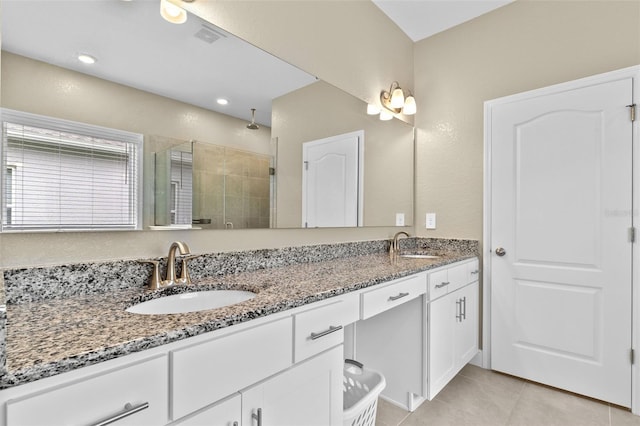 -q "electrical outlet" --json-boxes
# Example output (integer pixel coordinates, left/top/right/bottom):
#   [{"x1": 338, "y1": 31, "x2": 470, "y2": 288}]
[
  {"x1": 426, "y1": 213, "x2": 436, "y2": 229},
  {"x1": 395, "y1": 213, "x2": 405, "y2": 227}
]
